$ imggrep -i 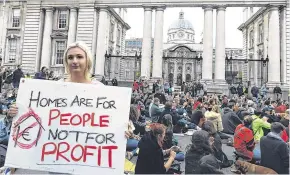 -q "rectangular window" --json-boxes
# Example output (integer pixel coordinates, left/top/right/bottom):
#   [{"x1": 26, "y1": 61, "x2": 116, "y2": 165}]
[
  {"x1": 249, "y1": 30, "x2": 254, "y2": 48},
  {"x1": 7, "y1": 38, "x2": 17, "y2": 63},
  {"x1": 54, "y1": 41, "x2": 66, "y2": 65},
  {"x1": 259, "y1": 23, "x2": 263, "y2": 44},
  {"x1": 12, "y1": 9, "x2": 20, "y2": 28},
  {"x1": 109, "y1": 22, "x2": 115, "y2": 42},
  {"x1": 58, "y1": 10, "x2": 68, "y2": 29},
  {"x1": 116, "y1": 28, "x2": 121, "y2": 46}
]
